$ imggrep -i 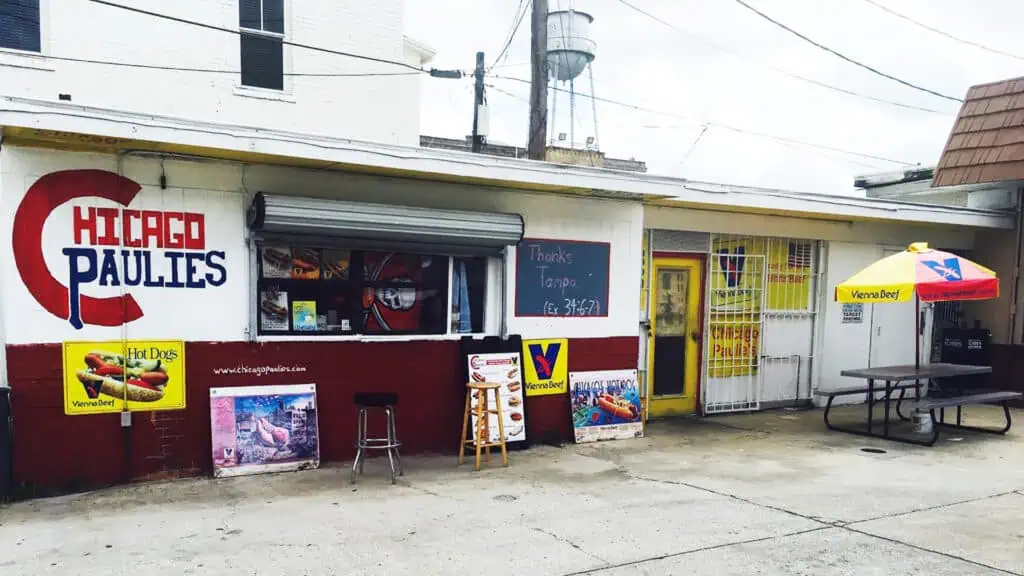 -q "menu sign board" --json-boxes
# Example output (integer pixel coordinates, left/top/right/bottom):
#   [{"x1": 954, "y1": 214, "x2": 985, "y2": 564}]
[{"x1": 466, "y1": 352, "x2": 527, "y2": 443}]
